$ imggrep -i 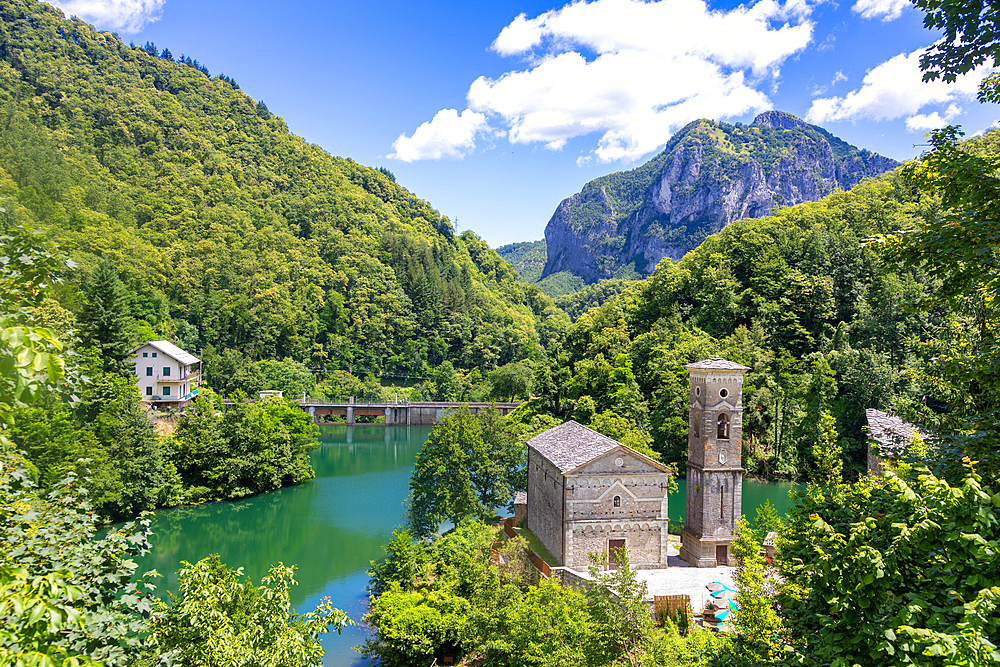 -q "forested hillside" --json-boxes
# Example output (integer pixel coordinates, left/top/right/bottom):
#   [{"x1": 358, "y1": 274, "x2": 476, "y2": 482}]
[
  {"x1": 0, "y1": 0, "x2": 566, "y2": 379},
  {"x1": 521, "y1": 167, "x2": 946, "y2": 478}
]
